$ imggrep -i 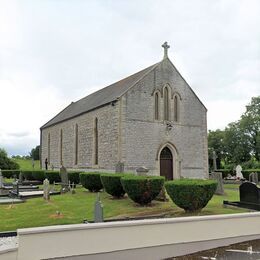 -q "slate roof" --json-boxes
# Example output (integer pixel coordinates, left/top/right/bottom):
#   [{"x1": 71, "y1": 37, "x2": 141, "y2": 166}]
[{"x1": 41, "y1": 62, "x2": 159, "y2": 129}]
